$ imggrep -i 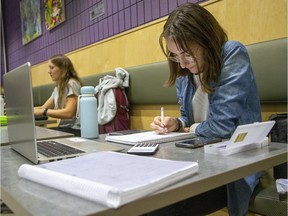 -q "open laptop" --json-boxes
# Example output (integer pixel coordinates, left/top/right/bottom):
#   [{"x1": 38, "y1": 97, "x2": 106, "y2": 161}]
[
  {"x1": 4, "y1": 62, "x2": 123, "y2": 164},
  {"x1": 1, "y1": 126, "x2": 74, "y2": 146}
]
